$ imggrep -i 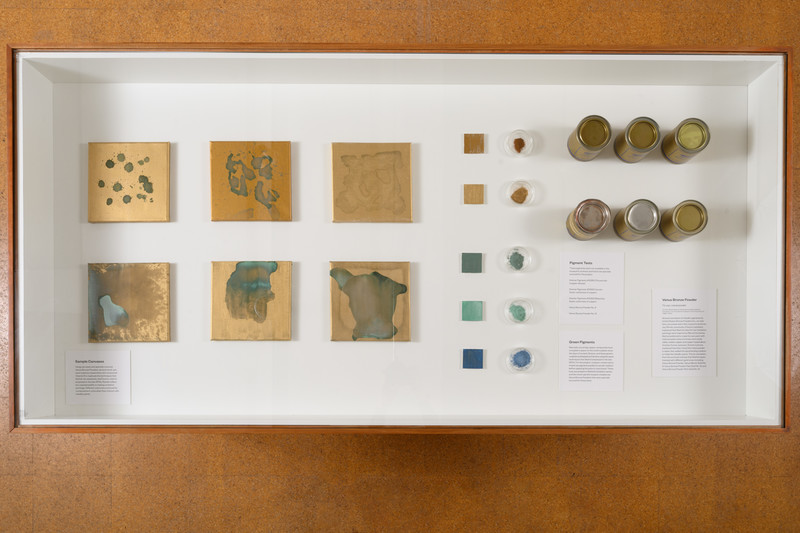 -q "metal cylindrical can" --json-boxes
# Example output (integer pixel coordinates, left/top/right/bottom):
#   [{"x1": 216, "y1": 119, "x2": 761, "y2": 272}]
[
  {"x1": 660, "y1": 200, "x2": 708, "y2": 241},
  {"x1": 614, "y1": 199, "x2": 660, "y2": 241},
  {"x1": 567, "y1": 115, "x2": 611, "y2": 161},
  {"x1": 614, "y1": 117, "x2": 660, "y2": 163},
  {"x1": 661, "y1": 118, "x2": 710, "y2": 164},
  {"x1": 566, "y1": 199, "x2": 611, "y2": 240}
]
